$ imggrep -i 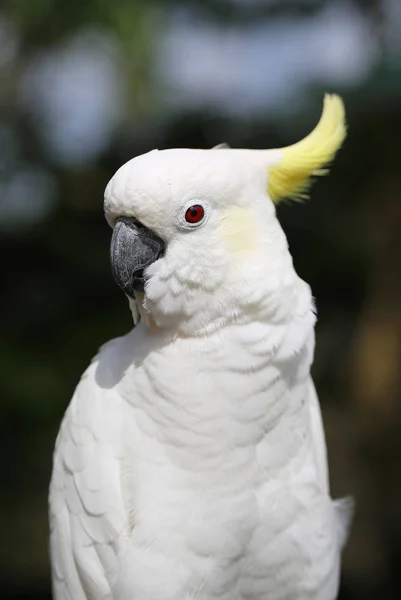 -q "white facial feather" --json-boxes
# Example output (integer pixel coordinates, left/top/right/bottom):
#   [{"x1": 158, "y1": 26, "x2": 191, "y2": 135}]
[{"x1": 104, "y1": 148, "x2": 293, "y2": 333}]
